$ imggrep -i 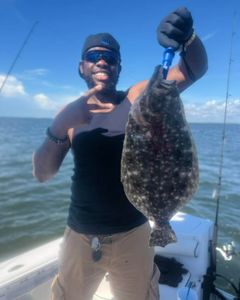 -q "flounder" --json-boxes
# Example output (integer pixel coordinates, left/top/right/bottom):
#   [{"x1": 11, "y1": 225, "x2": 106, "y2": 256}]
[{"x1": 121, "y1": 65, "x2": 199, "y2": 247}]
